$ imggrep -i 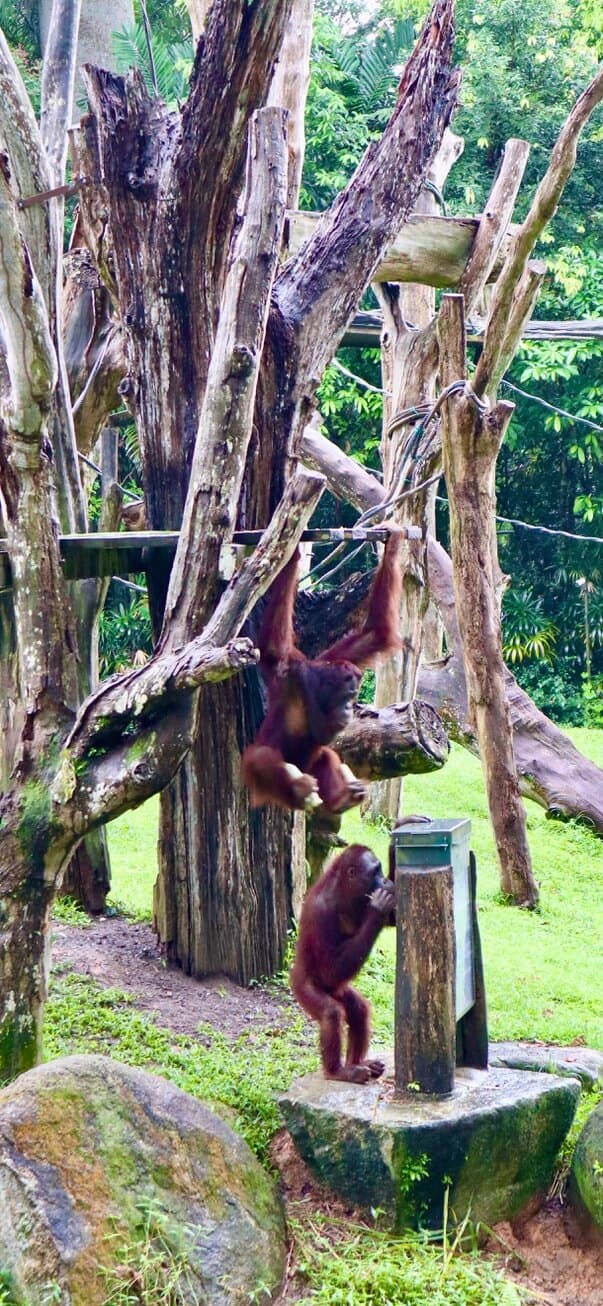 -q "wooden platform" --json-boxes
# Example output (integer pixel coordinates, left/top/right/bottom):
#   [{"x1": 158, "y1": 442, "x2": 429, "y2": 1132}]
[
  {"x1": 342, "y1": 309, "x2": 603, "y2": 349},
  {"x1": 0, "y1": 525, "x2": 422, "y2": 589}
]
